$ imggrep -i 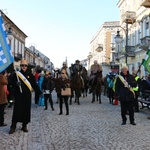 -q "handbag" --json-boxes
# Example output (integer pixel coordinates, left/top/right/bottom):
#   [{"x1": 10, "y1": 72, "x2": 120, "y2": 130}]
[{"x1": 61, "y1": 88, "x2": 71, "y2": 96}]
